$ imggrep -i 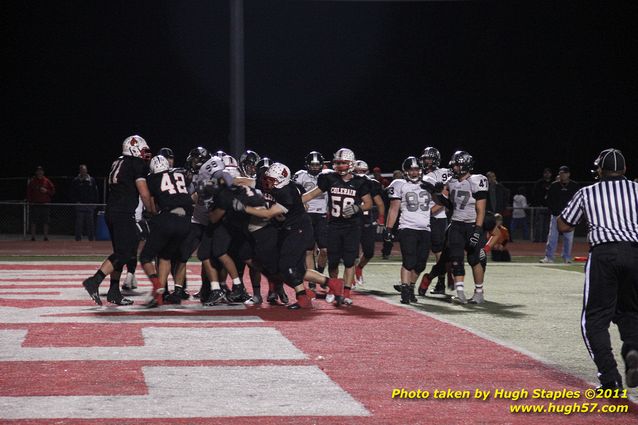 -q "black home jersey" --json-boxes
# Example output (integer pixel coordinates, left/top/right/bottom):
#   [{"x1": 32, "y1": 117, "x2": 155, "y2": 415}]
[
  {"x1": 362, "y1": 176, "x2": 382, "y2": 224},
  {"x1": 270, "y1": 182, "x2": 306, "y2": 228},
  {"x1": 107, "y1": 156, "x2": 148, "y2": 214},
  {"x1": 317, "y1": 172, "x2": 370, "y2": 224},
  {"x1": 210, "y1": 185, "x2": 262, "y2": 231},
  {"x1": 146, "y1": 170, "x2": 194, "y2": 215}
]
